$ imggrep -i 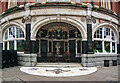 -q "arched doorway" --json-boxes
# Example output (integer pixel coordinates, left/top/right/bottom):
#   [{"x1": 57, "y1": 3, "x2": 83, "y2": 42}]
[{"x1": 36, "y1": 22, "x2": 82, "y2": 62}]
